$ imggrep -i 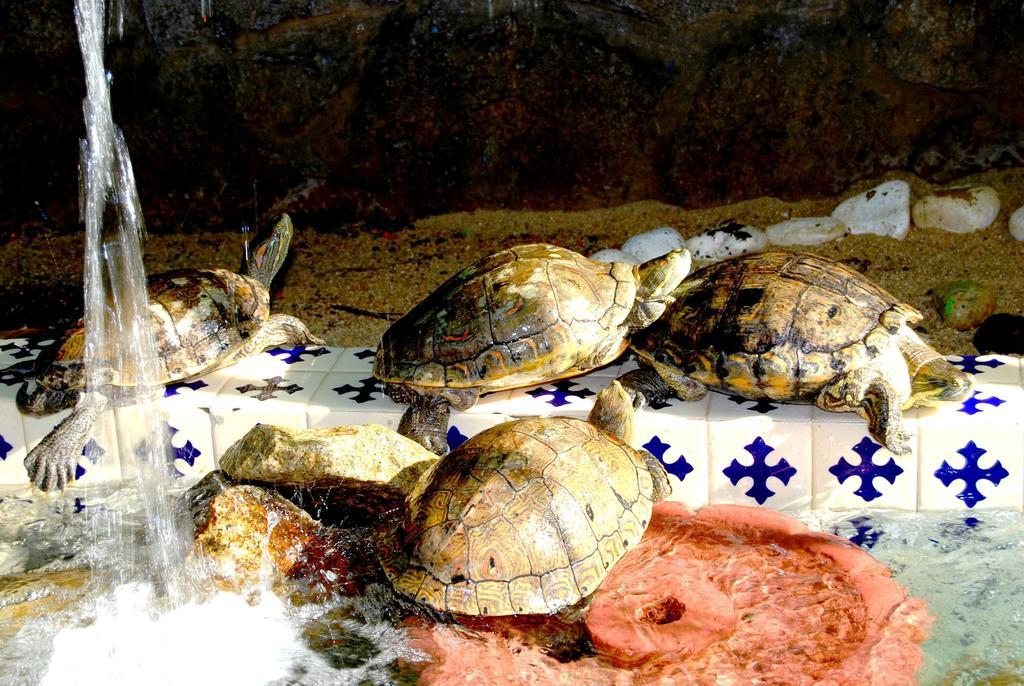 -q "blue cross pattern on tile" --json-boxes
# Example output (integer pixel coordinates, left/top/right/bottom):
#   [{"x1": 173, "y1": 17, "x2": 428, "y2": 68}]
[
  {"x1": 236, "y1": 376, "x2": 303, "y2": 401},
  {"x1": 642, "y1": 435, "x2": 694, "y2": 481},
  {"x1": 526, "y1": 379, "x2": 596, "y2": 407},
  {"x1": 447, "y1": 425, "x2": 469, "y2": 451},
  {"x1": 168, "y1": 424, "x2": 201, "y2": 476},
  {"x1": 0, "y1": 433, "x2": 11, "y2": 461},
  {"x1": 934, "y1": 440, "x2": 1009, "y2": 508},
  {"x1": 0, "y1": 362, "x2": 31, "y2": 386},
  {"x1": 333, "y1": 377, "x2": 381, "y2": 403},
  {"x1": 726, "y1": 395, "x2": 780, "y2": 414},
  {"x1": 165, "y1": 379, "x2": 209, "y2": 397},
  {"x1": 0, "y1": 339, "x2": 51, "y2": 360},
  {"x1": 948, "y1": 355, "x2": 1005, "y2": 375},
  {"x1": 835, "y1": 515, "x2": 882, "y2": 549},
  {"x1": 353, "y1": 349, "x2": 376, "y2": 360},
  {"x1": 75, "y1": 439, "x2": 105, "y2": 480},
  {"x1": 266, "y1": 346, "x2": 331, "y2": 364},
  {"x1": 957, "y1": 390, "x2": 1005, "y2": 416},
  {"x1": 722, "y1": 436, "x2": 797, "y2": 505},
  {"x1": 828, "y1": 437, "x2": 904, "y2": 502}
]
